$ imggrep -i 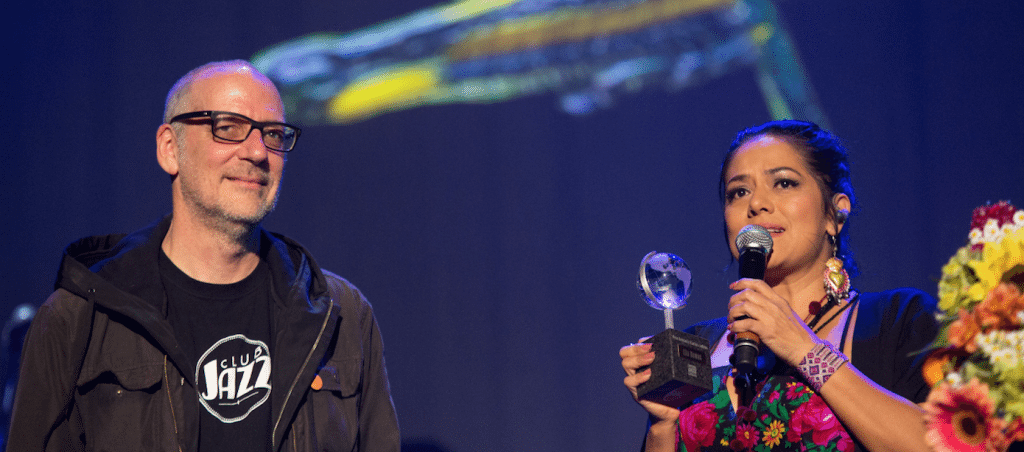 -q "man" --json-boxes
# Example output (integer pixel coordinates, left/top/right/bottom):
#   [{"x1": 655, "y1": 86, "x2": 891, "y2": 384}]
[{"x1": 6, "y1": 60, "x2": 400, "y2": 451}]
